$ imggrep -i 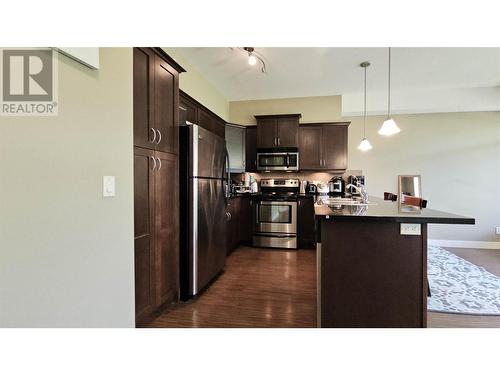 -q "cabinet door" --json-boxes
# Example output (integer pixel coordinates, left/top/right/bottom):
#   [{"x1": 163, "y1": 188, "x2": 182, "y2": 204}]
[
  {"x1": 245, "y1": 127, "x2": 257, "y2": 172},
  {"x1": 276, "y1": 118, "x2": 299, "y2": 147},
  {"x1": 179, "y1": 92, "x2": 198, "y2": 124},
  {"x1": 134, "y1": 147, "x2": 156, "y2": 323},
  {"x1": 257, "y1": 119, "x2": 277, "y2": 148},
  {"x1": 197, "y1": 107, "x2": 214, "y2": 133},
  {"x1": 299, "y1": 126, "x2": 323, "y2": 170},
  {"x1": 298, "y1": 197, "x2": 316, "y2": 249},
  {"x1": 226, "y1": 125, "x2": 245, "y2": 171},
  {"x1": 213, "y1": 117, "x2": 226, "y2": 138},
  {"x1": 154, "y1": 55, "x2": 179, "y2": 154},
  {"x1": 239, "y1": 196, "x2": 253, "y2": 244},
  {"x1": 133, "y1": 48, "x2": 155, "y2": 150},
  {"x1": 154, "y1": 151, "x2": 179, "y2": 307},
  {"x1": 322, "y1": 125, "x2": 348, "y2": 171}
]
